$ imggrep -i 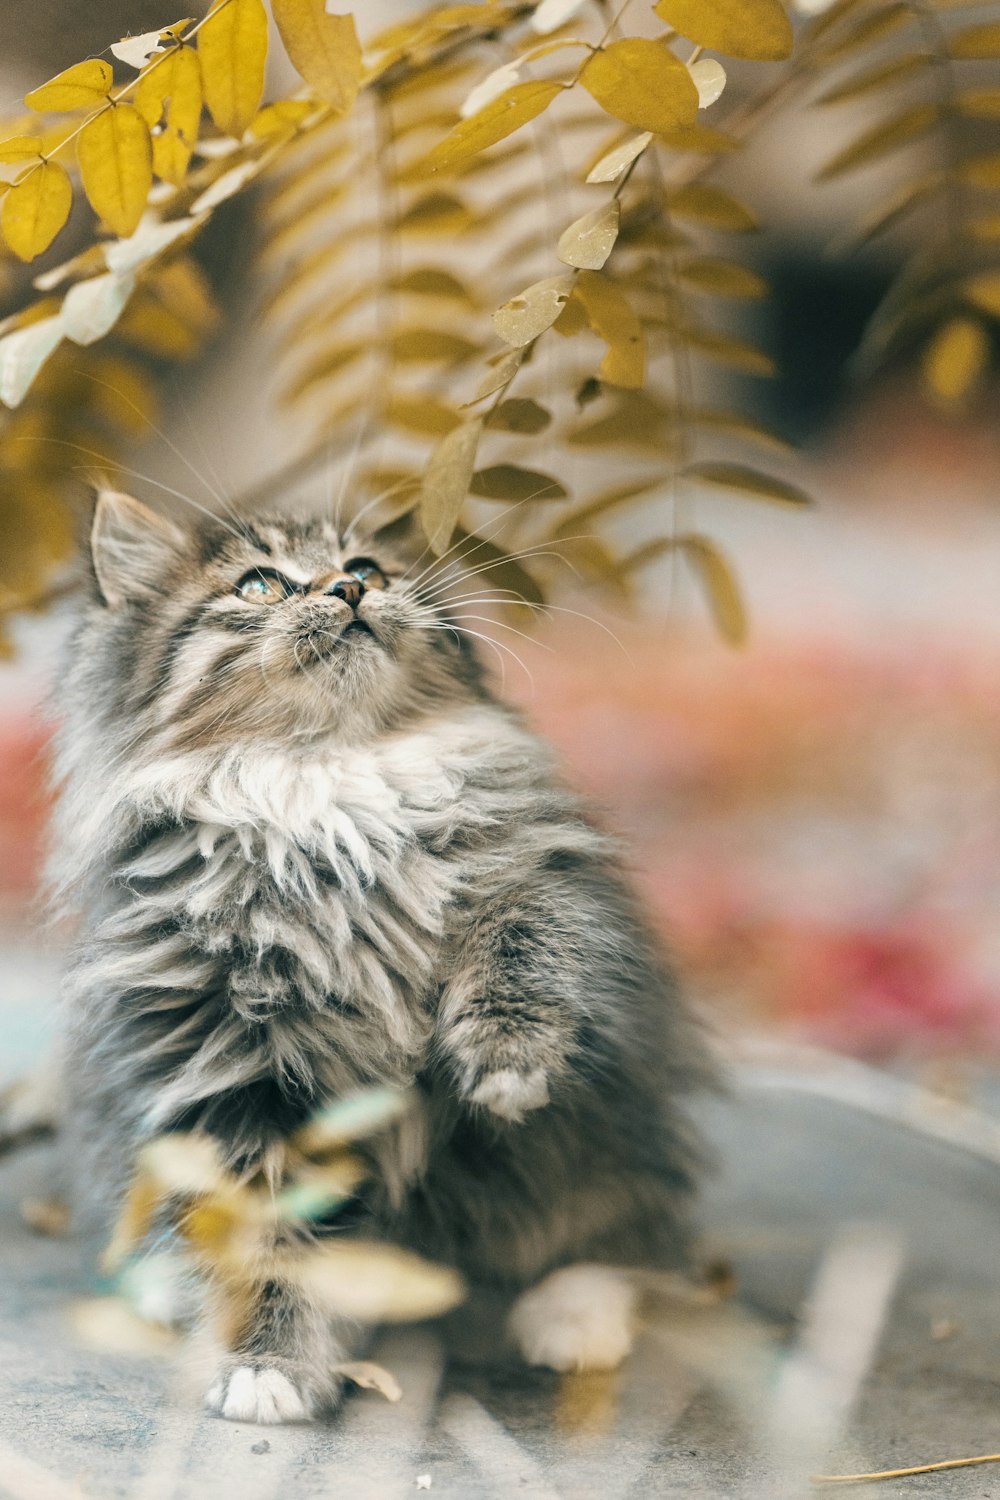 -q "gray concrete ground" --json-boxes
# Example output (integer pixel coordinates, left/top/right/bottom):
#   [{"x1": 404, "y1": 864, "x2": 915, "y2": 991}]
[{"x1": 2, "y1": 946, "x2": 1000, "y2": 1498}]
